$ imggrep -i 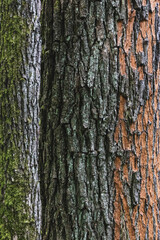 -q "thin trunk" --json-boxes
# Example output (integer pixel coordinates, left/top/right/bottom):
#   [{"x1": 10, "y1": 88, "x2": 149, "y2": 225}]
[
  {"x1": 0, "y1": 0, "x2": 41, "y2": 239},
  {"x1": 22, "y1": 1, "x2": 42, "y2": 238}
]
